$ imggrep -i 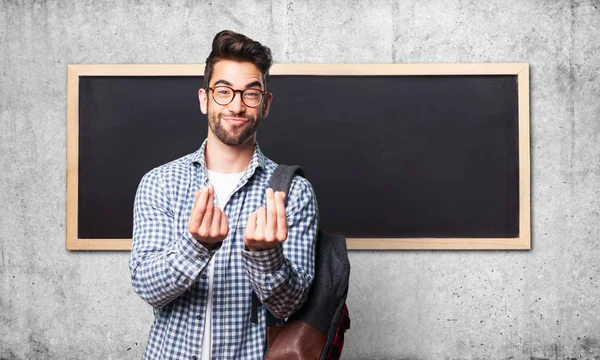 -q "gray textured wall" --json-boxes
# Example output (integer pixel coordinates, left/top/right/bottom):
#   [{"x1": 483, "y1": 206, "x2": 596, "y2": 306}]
[{"x1": 1, "y1": 0, "x2": 599, "y2": 359}]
